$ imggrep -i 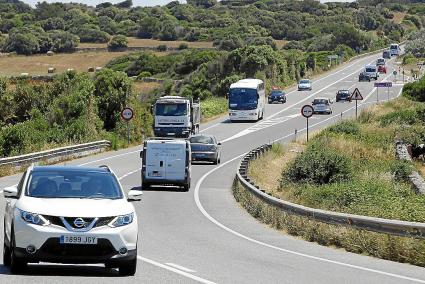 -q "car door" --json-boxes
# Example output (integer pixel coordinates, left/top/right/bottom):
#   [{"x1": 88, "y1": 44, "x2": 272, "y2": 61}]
[{"x1": 4, "y1": 171, "x2": 26, "y2": 241}]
